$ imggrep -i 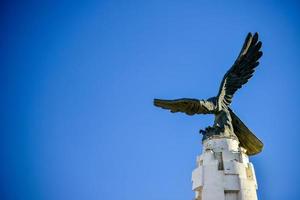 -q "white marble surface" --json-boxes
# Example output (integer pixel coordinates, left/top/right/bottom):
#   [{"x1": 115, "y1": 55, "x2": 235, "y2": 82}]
[{"x1": 192, "y1": 138, "x2": 258, "y2": 200}]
